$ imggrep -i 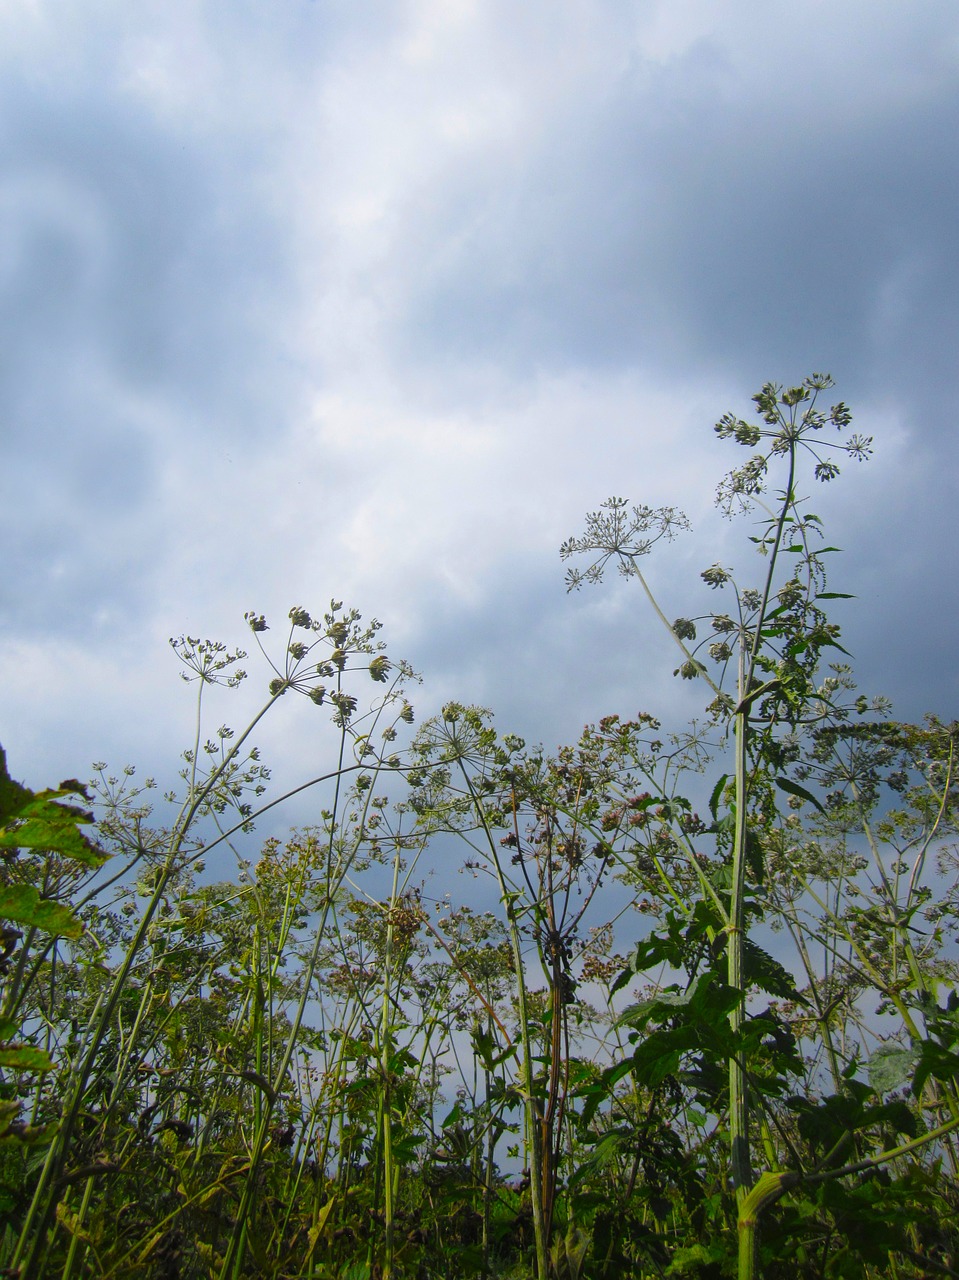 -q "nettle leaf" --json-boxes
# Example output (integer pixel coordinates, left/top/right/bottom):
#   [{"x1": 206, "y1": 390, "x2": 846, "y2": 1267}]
[
  {"x1": 867, "y1": 1099, "x2": 921, "y2": 1139},
  {"x1": 708, "y1": 774, "x2": 729, "y2": 822},
  {"x1": 470, "y1": 1025, "x2": 516, "y2": 1071},
  {"x1": 912, "y1": 1039, "x2": 959, "y2": 1097},
  {"x1": 568, "y1": 1127, "x2": 631, "y2": 1186},
  {"x1": 0, "y1": 746, "x2": 104, "y2": 869},
  {"x1": 868, "y1": 1044, "x2": 917, "y2": 1095},
  {"x1": 630, "y1": 1026, "x2": 701, "y2": 1087},
  {"x1": 775, "y1": 775, "x2": 826, "y2": 815},
  {"x1": 746, "y1": 829, "x2": 765, "y2": 886},
  {"x1": 0, "y1": 748, "x2": 32, "y2": 826},
  {"x1": 0, "y1": 1043, "x2": 54, "y2": 1072},
  {"x1": 742, "y1": 940, "x2": 807, "y2": 1004},
  {"x1": 0, "y1": 884, "x2": 83, "y2": 939},
  {"x1": 791, "y1": 1091, "x2": 864, "y2": 1152},
  {"x1": 611, "y1": 926, "x2": 684, "y2": 994},
  {"x1": 442, "y1": 1100, "x2": 466, "y2": 1130},
  {"x1": 615, "y1": 900, "x2": 721, "y2": 993},
  {"x1": 618, "y1": 972, "x2": 742, "y2": 1038},
  {"x1": 0, "y1": 799, "x2": 103, "y2": 868},
  {"x1": 575, "y1": 1061, "x2": 635, "y2": 1129},
  {"x1": 391, "y1": 1134, "x2": 425, "y2": 1165}
]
